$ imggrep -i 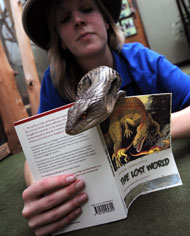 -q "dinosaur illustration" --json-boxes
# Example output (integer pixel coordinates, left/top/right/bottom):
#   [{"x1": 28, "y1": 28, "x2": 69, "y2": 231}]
[{"x1": 108, "y1": 97, "x2": 162, "y2": 167}]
